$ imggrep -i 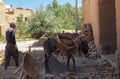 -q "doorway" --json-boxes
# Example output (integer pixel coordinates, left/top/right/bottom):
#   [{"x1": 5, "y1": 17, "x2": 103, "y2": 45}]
[{"x1": 99, "y1": 0, "x2": 117, "y2": 54}]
